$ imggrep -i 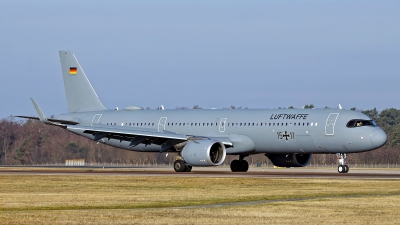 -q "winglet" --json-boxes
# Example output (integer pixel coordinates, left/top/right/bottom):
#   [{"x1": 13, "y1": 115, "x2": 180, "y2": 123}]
[{"x1": 30, "y1": 98, "x2": 50, "y2": 124}]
